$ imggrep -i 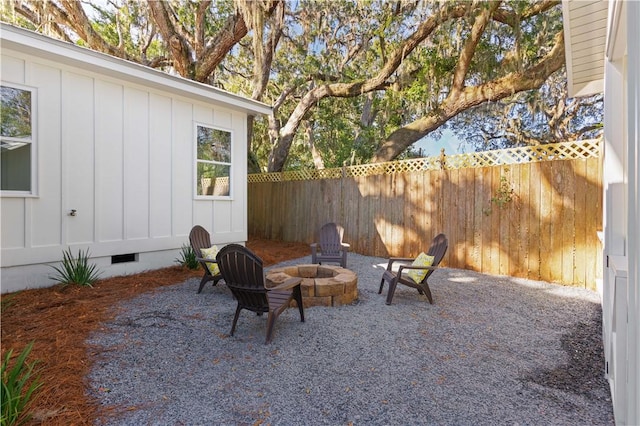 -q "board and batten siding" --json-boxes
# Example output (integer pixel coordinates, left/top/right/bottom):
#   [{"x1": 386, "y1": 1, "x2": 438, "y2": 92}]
[{"x1": 0, "y1": 46, "x2": 249, "y2": 293}]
